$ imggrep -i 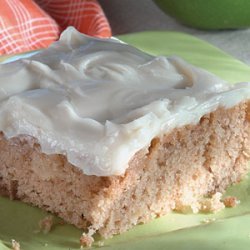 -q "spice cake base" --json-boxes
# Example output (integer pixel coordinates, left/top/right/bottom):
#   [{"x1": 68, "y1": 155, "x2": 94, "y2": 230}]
[{"x1": 0, "y1": 102, "x2": 249, "y2": 238}]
